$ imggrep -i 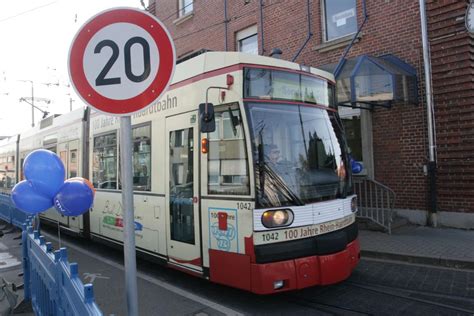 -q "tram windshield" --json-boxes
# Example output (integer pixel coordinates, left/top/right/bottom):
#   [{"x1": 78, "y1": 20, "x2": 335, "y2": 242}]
[{"x1": 246, "y1": 103, "x2": 351, "y2": 208}]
